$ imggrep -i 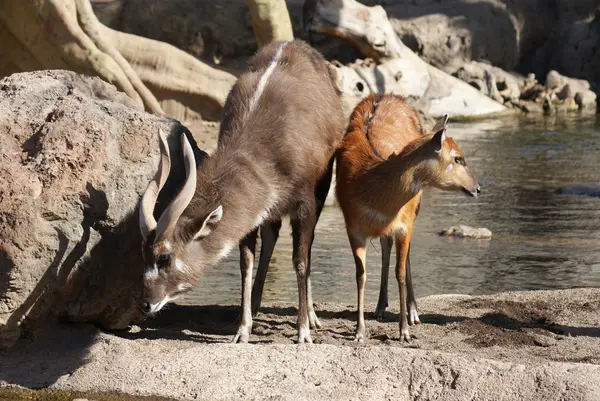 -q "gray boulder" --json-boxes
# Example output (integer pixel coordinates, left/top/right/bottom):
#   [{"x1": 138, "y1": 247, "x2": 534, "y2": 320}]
[
  {"x1": 0, "y1": 70, "x2": 202, "y2": 348},
  {"x1": 453, "y1": 61, "x2": 522, "y2": 103},
  {"x1": 545, "y1": 70, "x2": 597, "y2": 109},
  {"x1": 575, "y1": 90, "x2": 598, "y2": 109},
  {"x1": 545, "y1": 70, "x2": 590, "y2": 92}
]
